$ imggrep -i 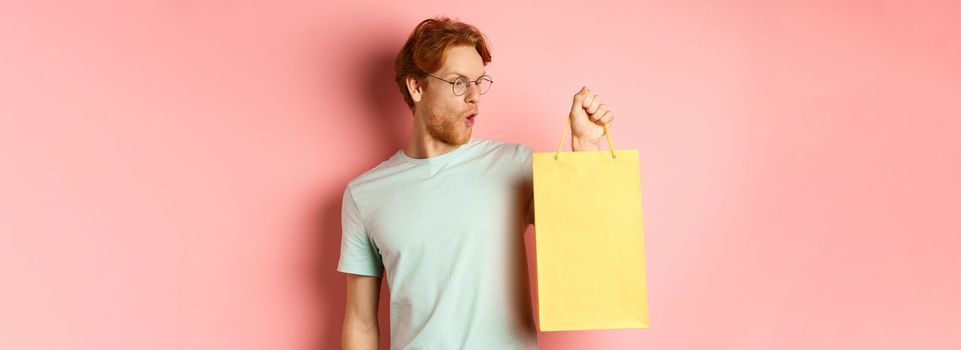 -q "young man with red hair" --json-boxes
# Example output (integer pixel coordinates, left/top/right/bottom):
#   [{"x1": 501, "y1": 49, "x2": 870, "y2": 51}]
[{"x1": 338, "y1": 16, "x2": 615, "y2": 349}]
